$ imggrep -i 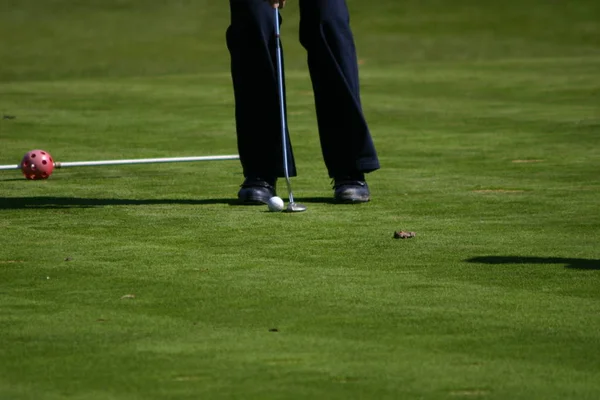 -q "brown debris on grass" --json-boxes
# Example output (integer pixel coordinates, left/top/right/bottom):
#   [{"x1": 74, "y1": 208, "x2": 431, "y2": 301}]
[
  {"x1": 473, "y1": 189, "x2": 525, "y2": 193},
  {"x1": 393, "y1": 231, "x2": 416, "y2": 239},
  {"x1": 512, "y1": 159, "x2": 544, "y2": 163}
]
